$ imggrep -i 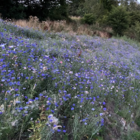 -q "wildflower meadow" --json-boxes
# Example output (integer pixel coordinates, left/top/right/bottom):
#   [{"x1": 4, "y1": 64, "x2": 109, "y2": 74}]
[{"x1": 0, "y1": 18, "x2": 140, "y2": 140}]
